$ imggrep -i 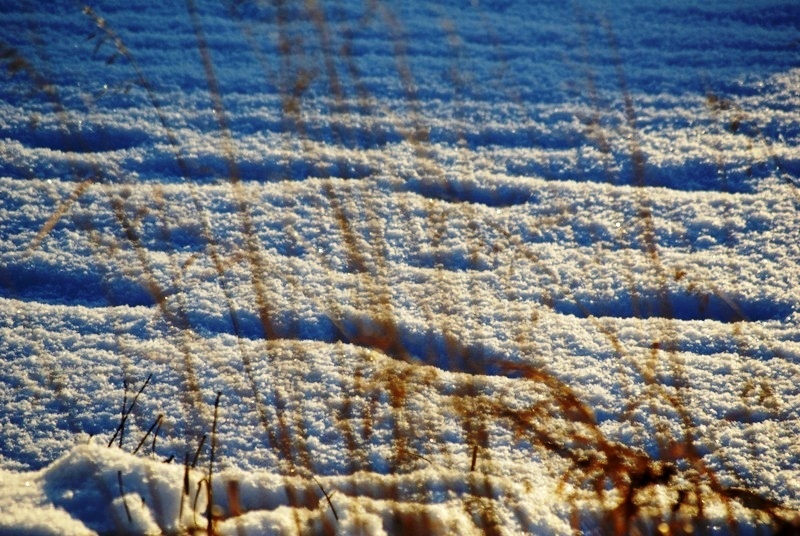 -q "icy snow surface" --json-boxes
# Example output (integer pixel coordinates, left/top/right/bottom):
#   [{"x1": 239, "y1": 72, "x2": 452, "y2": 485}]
[{"x1": 1, "y1": 0, "x2": 799, "y2": 534}]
